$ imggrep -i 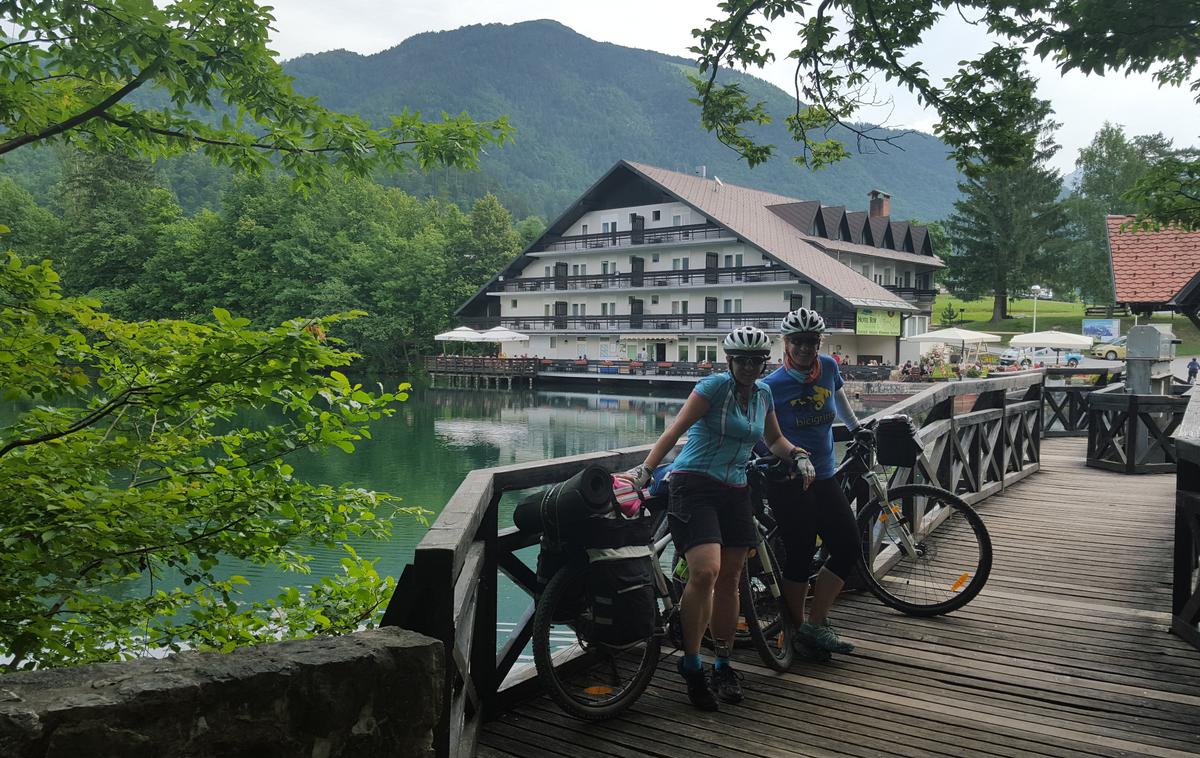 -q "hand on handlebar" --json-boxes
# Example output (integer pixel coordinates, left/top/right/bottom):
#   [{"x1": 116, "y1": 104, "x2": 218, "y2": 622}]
[
  {"x1": 618, "y1": 463, "x2": 652, "y2": 489},
  {"x1": 853, "y1": 426, "x2": 876, "y2": 446},
  {"x1": 790, "y1": 448, "x2": 815, "y2": 490}
]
